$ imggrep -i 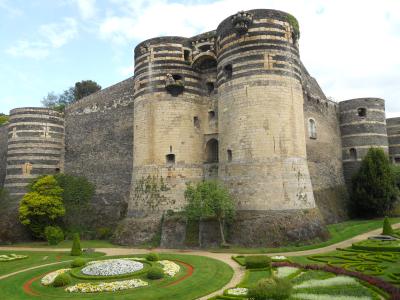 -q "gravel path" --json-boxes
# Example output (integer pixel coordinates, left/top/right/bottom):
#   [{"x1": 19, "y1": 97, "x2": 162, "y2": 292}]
[{"x1": 0, "y1": 222, "x2": 398, "y2": 299}]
